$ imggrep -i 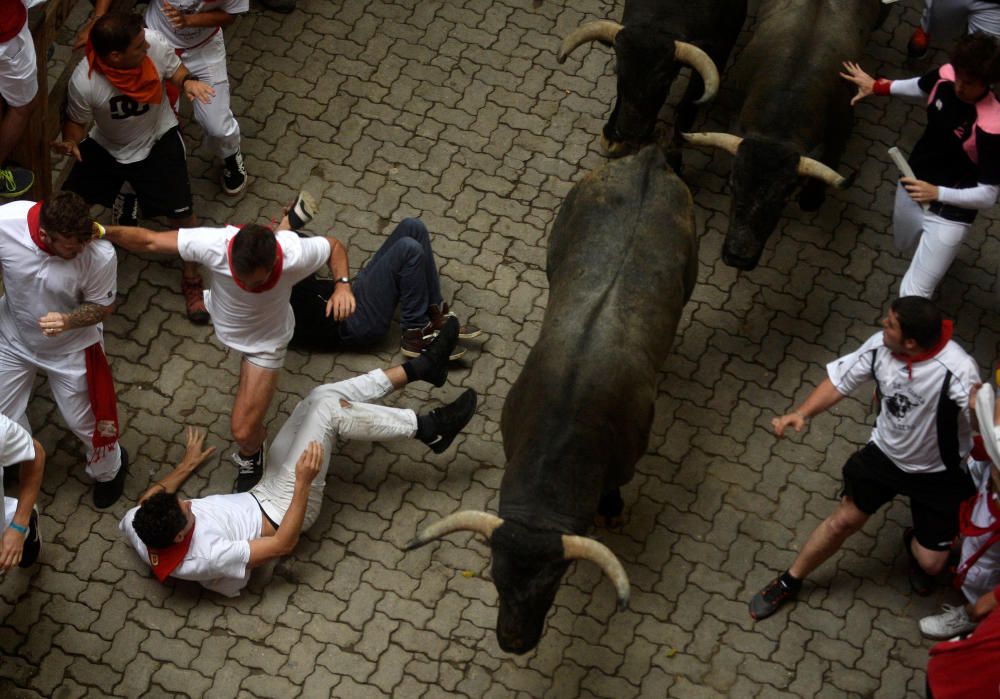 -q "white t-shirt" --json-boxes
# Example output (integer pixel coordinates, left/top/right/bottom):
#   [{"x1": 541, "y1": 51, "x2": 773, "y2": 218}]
[
  {"x1": 120, "y1": 492, "x2": 262, "y2": 597},
  {"x1": 145, "y1": 0, "x2": 248, "y2": 50},
  {"x1": 827, "y1": 330, "x2": 980, "y2": 474},
  {"x1": 67, "y1": 29, "x2": 181, "y2": 164},
  {"x1": 0, "y1": 413, "x2": 35, "y2": 525},
  {"x1": 177, "y1": 226, "x2": 330, "y2": 354},
  {"x1": 0, "y1": 200, "x2": 117, "y2": 355}
]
